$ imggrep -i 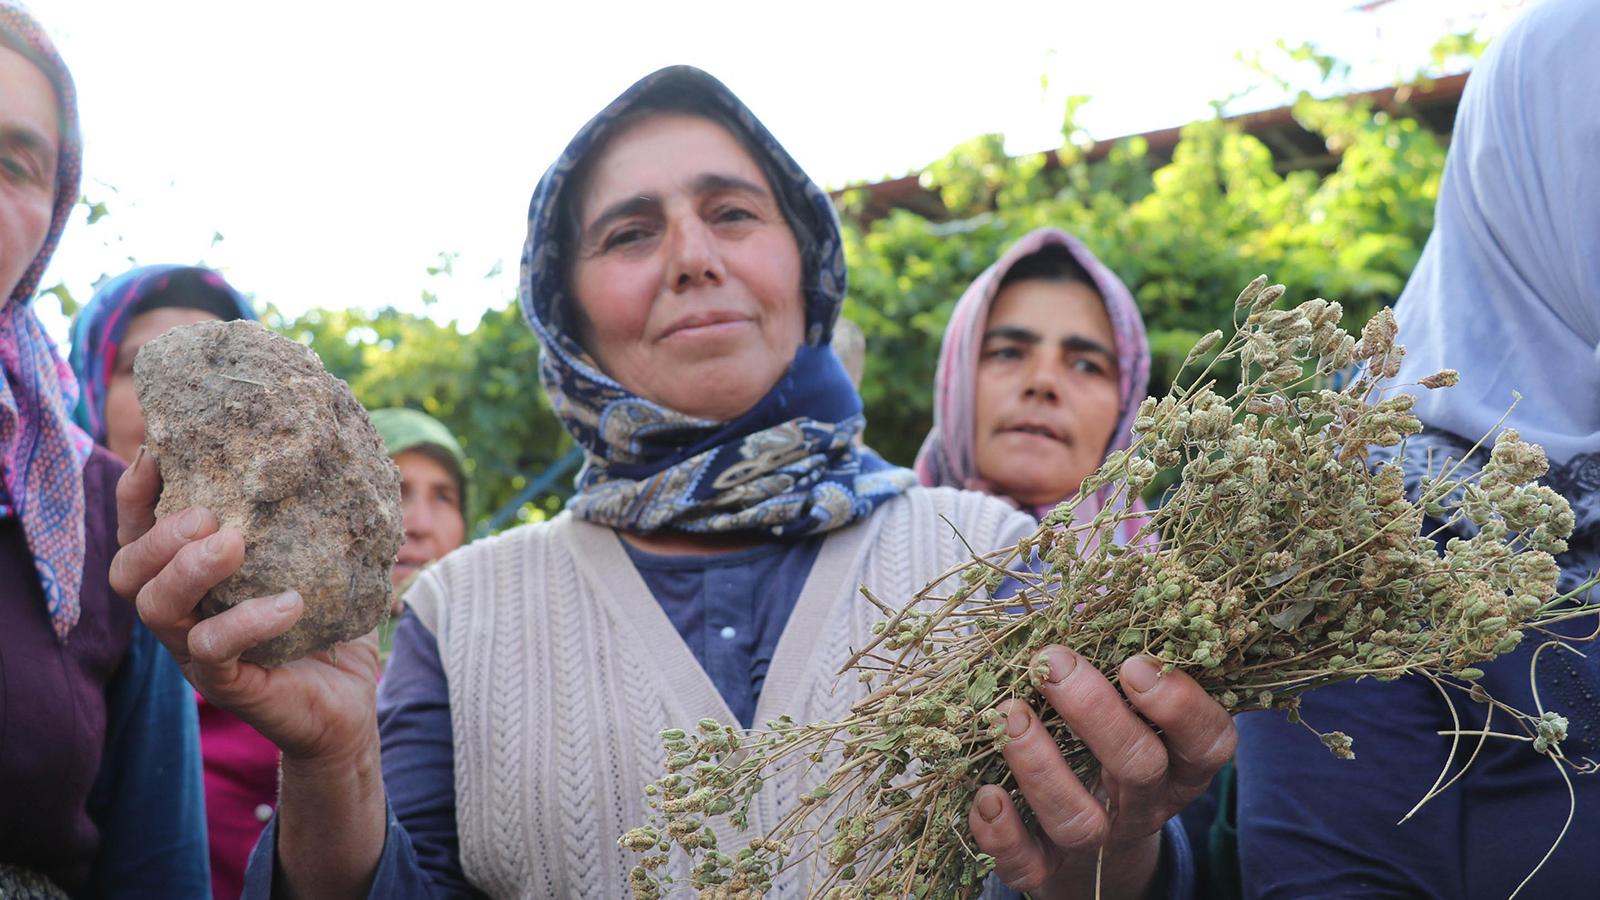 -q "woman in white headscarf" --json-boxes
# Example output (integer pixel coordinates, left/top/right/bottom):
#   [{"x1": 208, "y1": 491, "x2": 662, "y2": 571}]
[{"x1": 1234, "y1": 1, "x2": 1600, "y2": 896}]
